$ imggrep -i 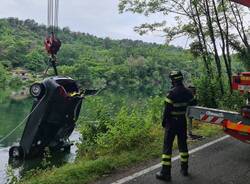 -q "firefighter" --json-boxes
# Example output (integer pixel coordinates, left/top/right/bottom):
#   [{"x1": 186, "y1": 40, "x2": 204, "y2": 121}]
[{"x1": 156, "y1": 71, "x2": 195, "y2": 181}]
